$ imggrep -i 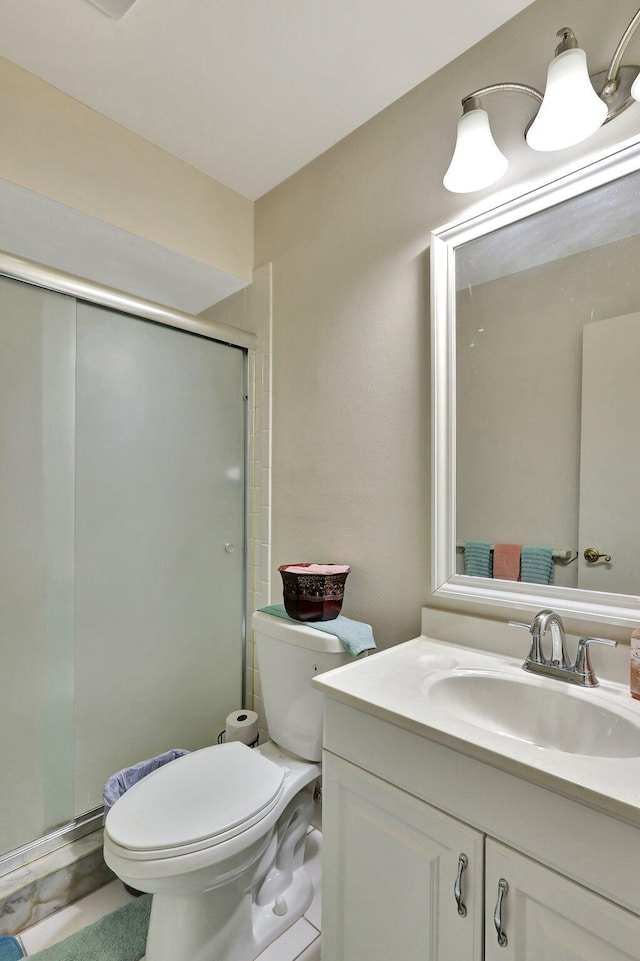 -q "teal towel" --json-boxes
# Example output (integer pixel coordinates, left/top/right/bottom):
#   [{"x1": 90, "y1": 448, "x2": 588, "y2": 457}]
[
  {"x1": 0, "y1": 937, "x2": 24, "y2": 961},
  {"x1": 257, "y1": 603, "x2": 376, "y2": 656},
  {"x1": 521, "y1": 545, "x2": 554, "y2": 585},
  {"x1": 464, "y1": 541, "x2": 493, "y2": 578}
]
